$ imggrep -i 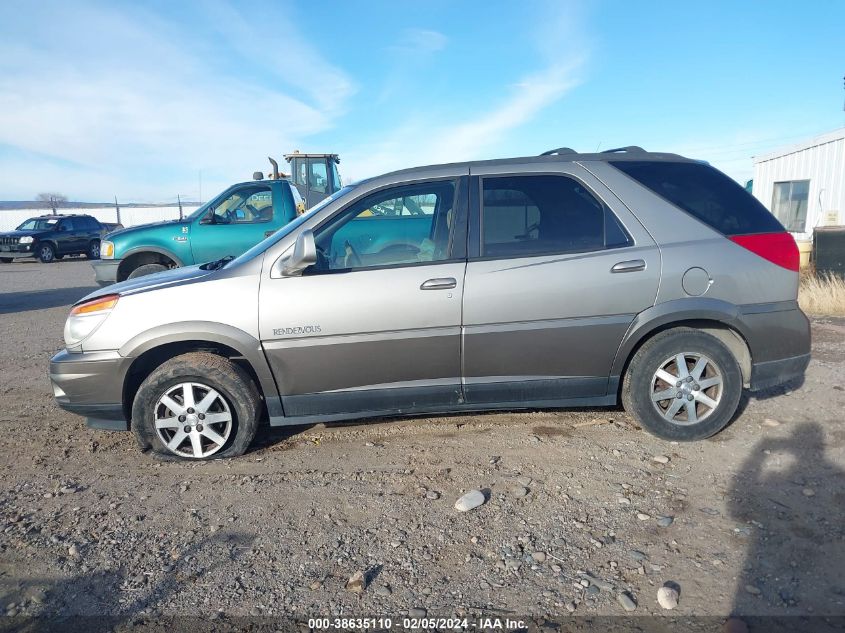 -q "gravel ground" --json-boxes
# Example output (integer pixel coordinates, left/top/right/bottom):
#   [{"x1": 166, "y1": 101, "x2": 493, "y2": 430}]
[{"x1": 1, "y1": 259, "x2": 844, "y2": 631}]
